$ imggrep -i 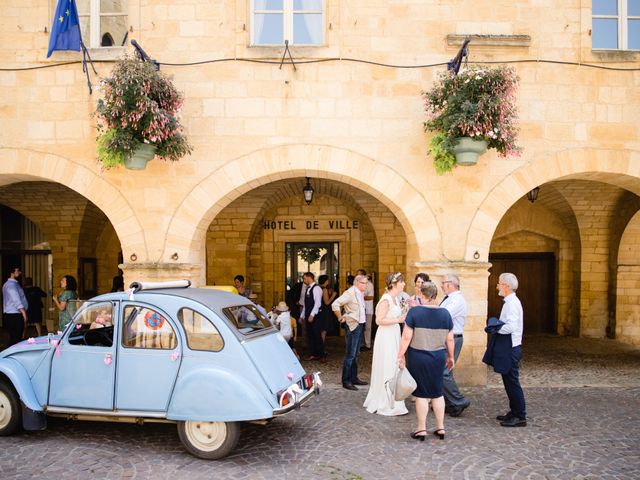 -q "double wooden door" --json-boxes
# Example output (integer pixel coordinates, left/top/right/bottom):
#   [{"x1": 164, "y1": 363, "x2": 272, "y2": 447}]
[{"x1": 488, "y1": 253, "x2": 556, "y2": 334}]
